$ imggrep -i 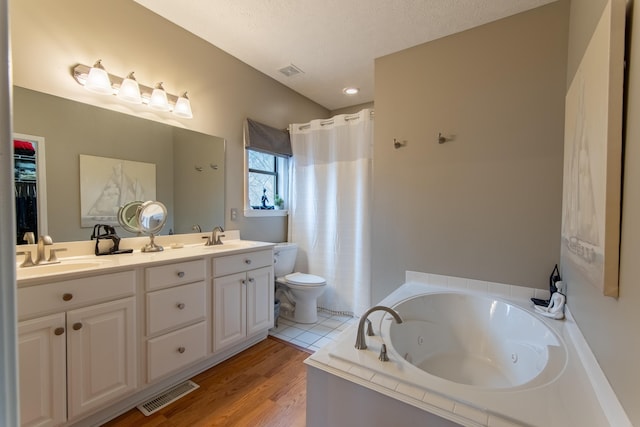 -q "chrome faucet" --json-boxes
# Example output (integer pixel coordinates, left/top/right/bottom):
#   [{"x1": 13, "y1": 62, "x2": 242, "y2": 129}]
[
  {"x1": 203, "y1": 226, "x2": 225, "y2": 246},
  {"x1": 355, "y1": 305, "x2": 403, "y2": 350},
  {"x1": 212, "y1": 226, "x2": 225, "y2": 245},
  {"x1": 34, "y1": 235, "x2": 54, "y2": 265}
]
